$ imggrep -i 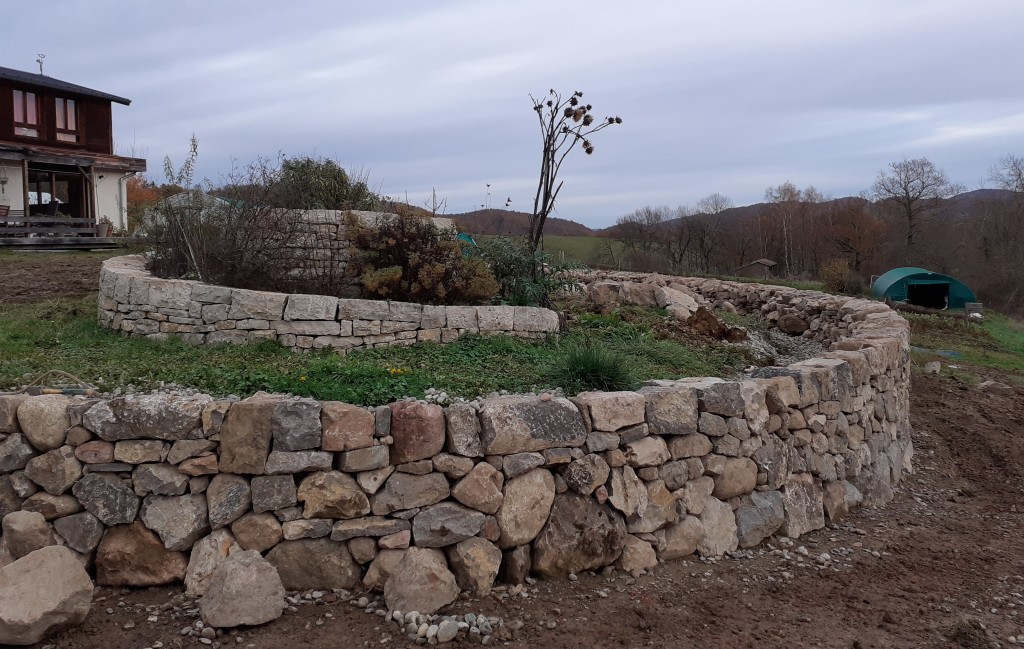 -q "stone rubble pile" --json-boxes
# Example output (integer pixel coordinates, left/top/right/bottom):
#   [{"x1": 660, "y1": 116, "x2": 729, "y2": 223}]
[{"x1": 0, "y1": 269, "x2": 913, "y2": 644}]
